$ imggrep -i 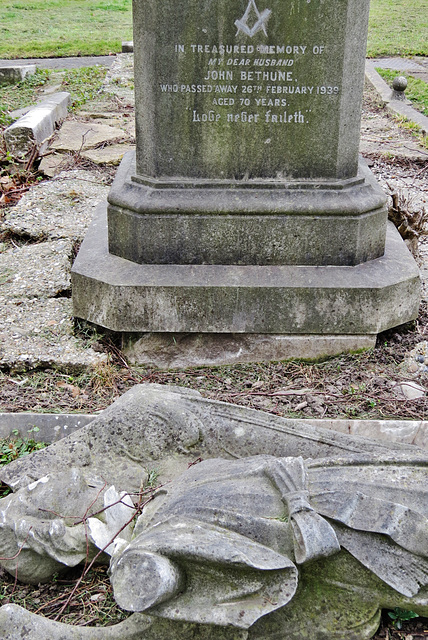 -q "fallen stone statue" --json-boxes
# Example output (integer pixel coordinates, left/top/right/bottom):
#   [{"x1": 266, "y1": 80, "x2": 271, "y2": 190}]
[{"x1": 0, "y1": 384, "x2": 427, "y2": 640}]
